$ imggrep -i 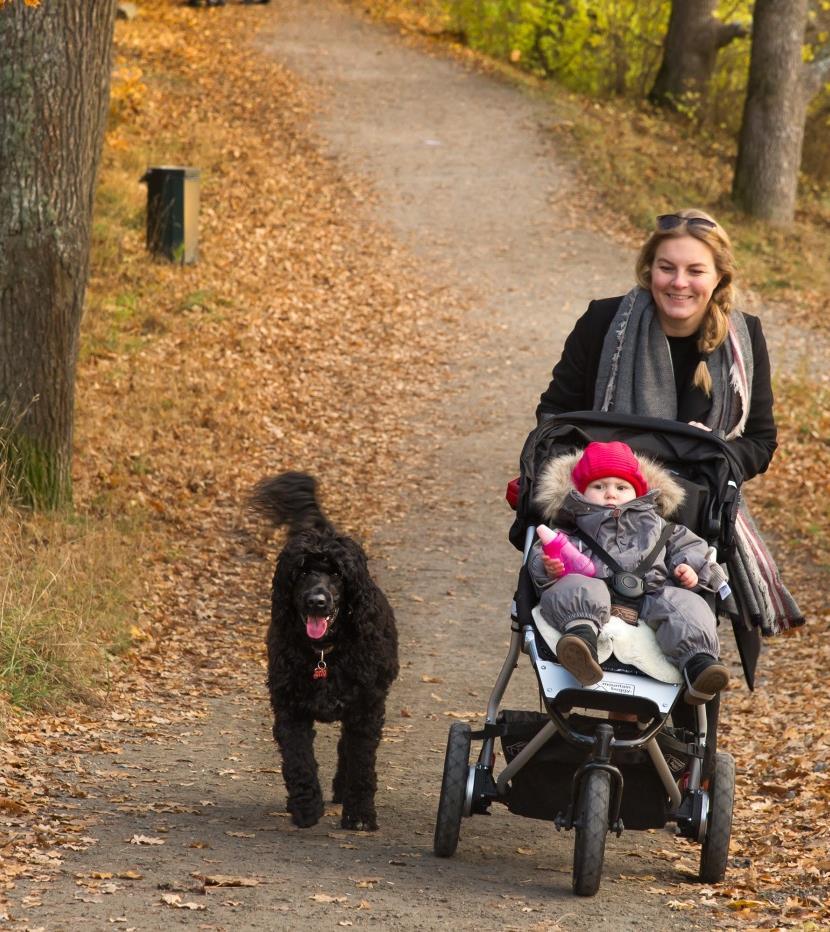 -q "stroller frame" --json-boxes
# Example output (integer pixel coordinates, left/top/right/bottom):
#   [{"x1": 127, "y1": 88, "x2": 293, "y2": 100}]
[{"x1": 433, "y1": 413, "x2": 738, "y2": 896}]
